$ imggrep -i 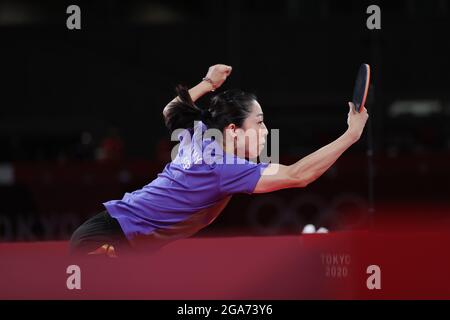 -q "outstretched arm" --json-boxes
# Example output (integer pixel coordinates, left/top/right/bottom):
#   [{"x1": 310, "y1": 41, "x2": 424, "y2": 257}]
[
  {"x1": 163, "y1": 64, "x2": 232, "y2": 118},
  {"x1": 254, "y1": 103, "x2": 369, "y2": 193}
]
